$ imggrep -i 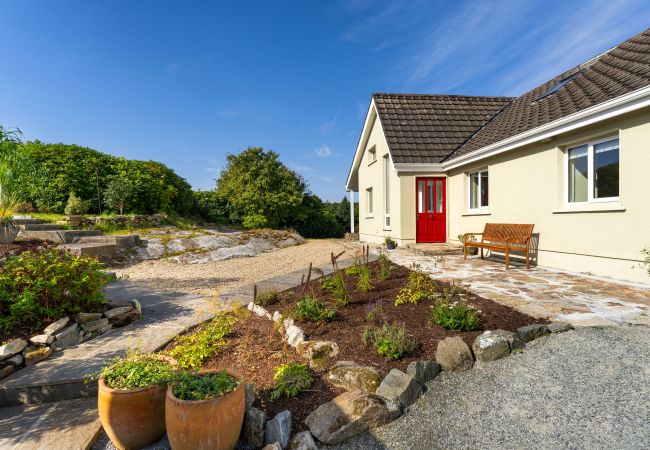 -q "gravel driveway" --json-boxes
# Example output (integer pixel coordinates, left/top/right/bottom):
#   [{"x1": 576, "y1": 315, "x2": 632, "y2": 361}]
[
  {"x1": 114, "y1": 239, "x2": 359, "y2": 297},
  {"x1": 332, "y1": 325, "x2": 650, "y2": 450}
]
